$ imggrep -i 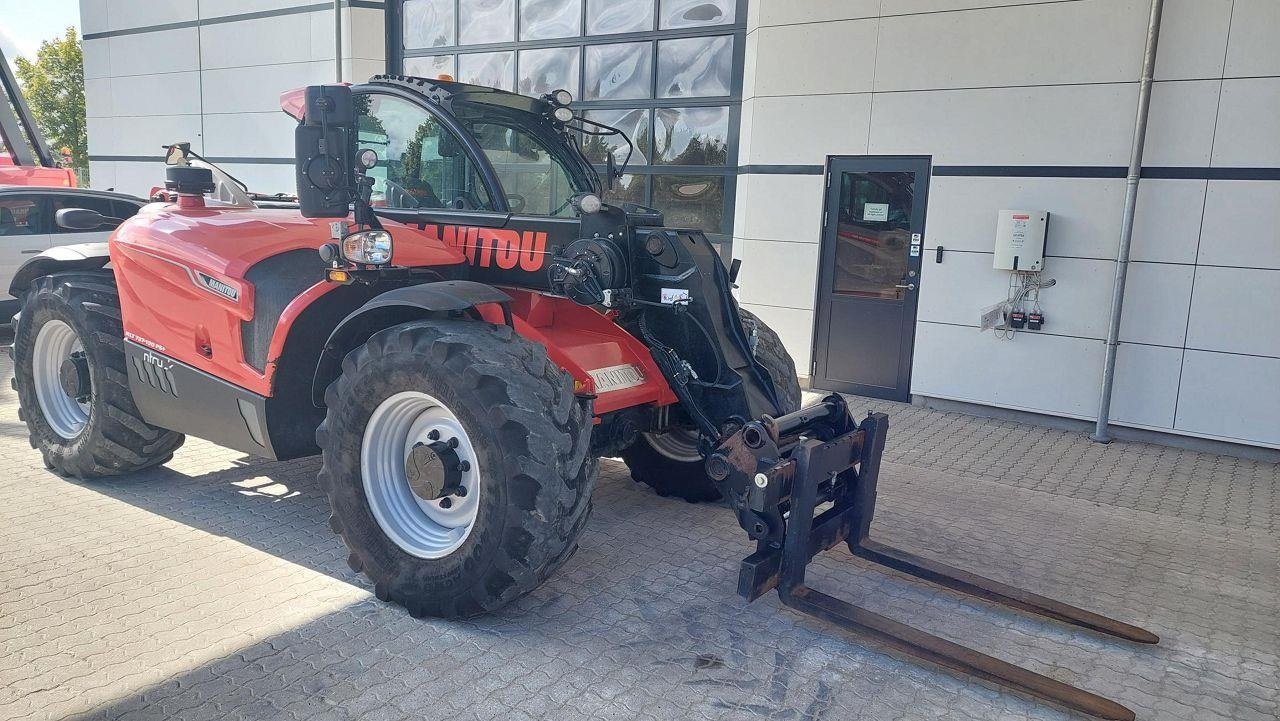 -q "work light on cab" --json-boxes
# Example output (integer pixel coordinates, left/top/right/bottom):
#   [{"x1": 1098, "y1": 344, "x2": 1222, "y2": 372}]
[{"x1": 342, "y1": 229, "x2": 393, "y2": 265}]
